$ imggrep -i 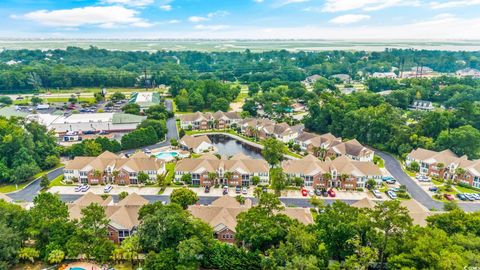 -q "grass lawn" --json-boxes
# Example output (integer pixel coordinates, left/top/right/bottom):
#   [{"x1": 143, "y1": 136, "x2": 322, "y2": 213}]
[
  {"x1": 233, "y1": 92, "x2": 248, "y2": 102},
  {"x1": 455, "y1": 185, "x2": 480, "y2": 194},
  {"x1": 0, "y1": 163, "x2": 64, "y2": 193},
  {"x1": 48, "y1": 174, "x2": 75, "y2": 187},
  {"x1": 431, "y1": 179, "x2": 444, "y2": 186},
  {"x1": 165, "y1": 162, "x2": 175, "y2": 183},
  {"x1": 374, "y1": 155, "x2": 385, "y2": 168}
]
